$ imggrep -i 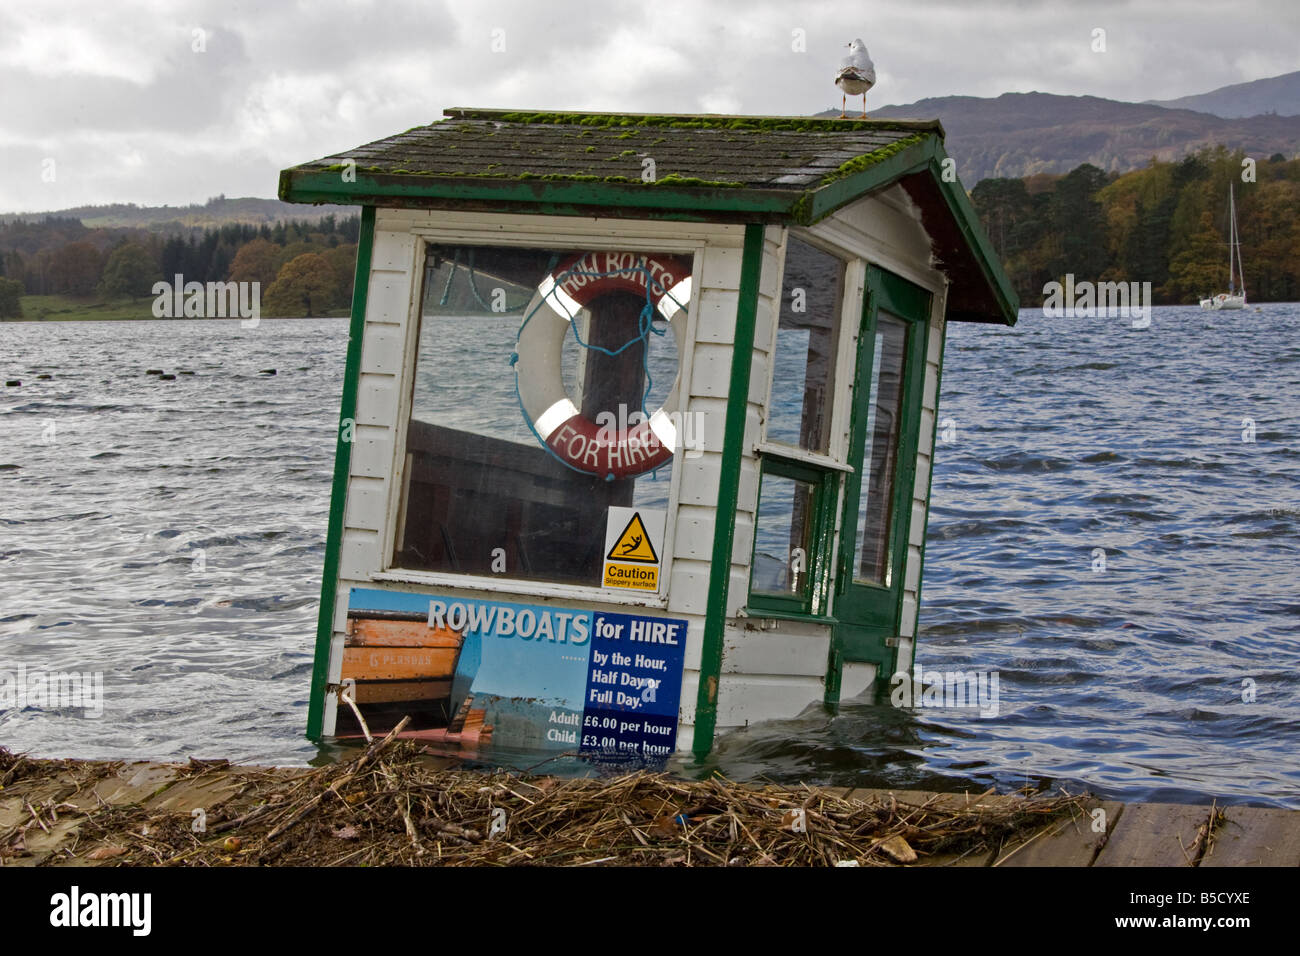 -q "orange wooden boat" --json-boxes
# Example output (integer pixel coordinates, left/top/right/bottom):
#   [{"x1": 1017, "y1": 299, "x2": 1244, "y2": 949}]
[{"x1": 336, "y1": 609, "x2": 478, "y2": 738}]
